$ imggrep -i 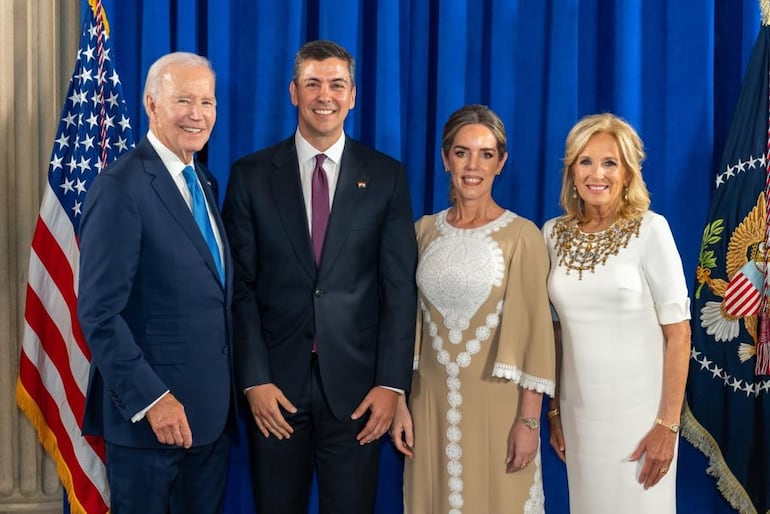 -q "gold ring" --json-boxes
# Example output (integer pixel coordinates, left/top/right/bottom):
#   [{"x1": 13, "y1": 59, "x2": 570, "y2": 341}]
[{"x1": 658, "y1": 467, "x2": 668, "y2": 474}]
